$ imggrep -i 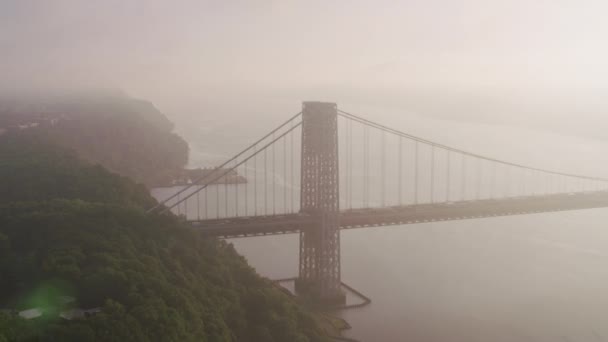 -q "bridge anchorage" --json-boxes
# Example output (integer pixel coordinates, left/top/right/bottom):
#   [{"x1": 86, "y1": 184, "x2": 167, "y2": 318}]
[{"x1": 149, "y1": 100, "x2": 608, "y2": 307}]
